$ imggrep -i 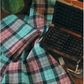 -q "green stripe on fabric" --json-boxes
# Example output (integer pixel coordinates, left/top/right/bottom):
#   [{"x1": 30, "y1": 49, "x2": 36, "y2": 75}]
[
  {"x1": 21, "y1": 71, "x2": 30, "y2": 83},
  {"x1": 46, "y1": 78, "x2": 57, "y2": 84},
  {"x1": 0, "y1": 52, "x2": 10, "y2": 70},
  {"x1": 44, "y1": 69, "x2": 55, "y2": 80},
  {"x1": 1, "y1": 18, "x2": 18, "y2": 30},
  {"x1": 17, "y1": 25, "x2": 34, "y2": 38},
  {"x1": 2, "y1": 14, "x2": 18, "y2": 26},
  {"x1": 21, "y1": 15, "x2": 30, "y2": 23},
  {"x1": 18, "y1": 70, "x2": 22, "y2": 83},
  {"x1": 32, "y1": 48, "x2": 47, "y2": 82},
  {"x1": 32, "y1": 42, "x2": 46, "y2": 56},
  {"x1": 3, "y1": 36, "x2": 18, "y2": 49},
  {"x1": 1, "y1": 45, "x2": 8, "y2": 54}
]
